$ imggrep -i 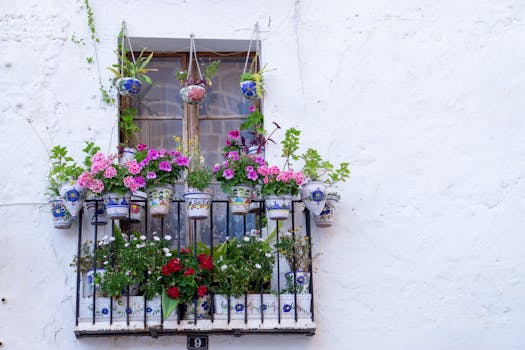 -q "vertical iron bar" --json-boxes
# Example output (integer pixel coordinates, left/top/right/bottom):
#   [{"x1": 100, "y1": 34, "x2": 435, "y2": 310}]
[
  {"x1": 161, "y1": 215, "x2": 165, "y2": 326},
  {"x1": 193, "y1": 220, "x2": 198, "y2": 325},
  {"x1": 292, "y1": 202, "x2": 298, "y2": 322},
  {"x1": 110, "y1": 215, "x2": 114, "y2": 325},
  {"x1": 259, "y1": 221, "x2": 263, "y2": 324},
  {"x1": 210, "y1": 202, "x2": 214, "y2": 323},
  {"x1": 126, "y1": 203, "x2": 131, "y2": 327},
  {"x1": 276, "y1": 220, "x2": 281, "y2": 324},
  {"x1": 305, "y1": 208, "x2": 314, "y2": 322},
  {"x1": 92, "y1": 206, "x2": 100, "y2": 325},
  {"x1": 75, "y1": 207, "x2": 83, "y2": 326}
]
